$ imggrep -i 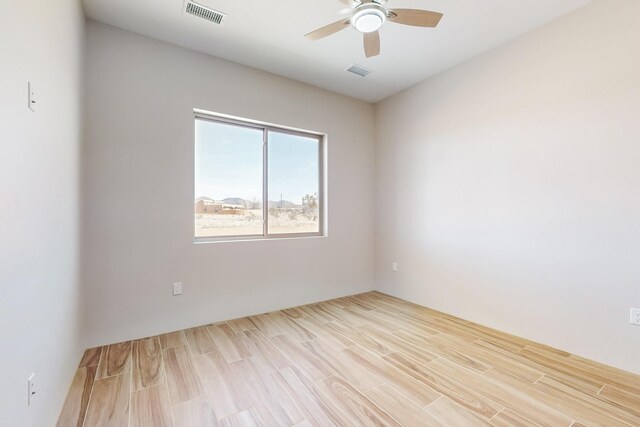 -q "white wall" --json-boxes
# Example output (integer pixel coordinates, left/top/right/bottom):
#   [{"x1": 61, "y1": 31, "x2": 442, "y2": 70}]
[
  {"x1": 82, "y1": 21, "x2": 376, "y2": 347},
  {"x1": 0, "y1": 0, "x2": 85, "y2": 425},
  {"x1": 375, "y1": 0, "x2": 640, "y2": 374}
]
